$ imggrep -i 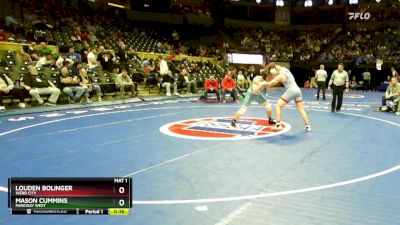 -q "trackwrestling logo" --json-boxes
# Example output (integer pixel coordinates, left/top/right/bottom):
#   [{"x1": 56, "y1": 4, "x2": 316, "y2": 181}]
[{"x1": 160, "y1": 117, "x2": 291, "y2": 140}]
